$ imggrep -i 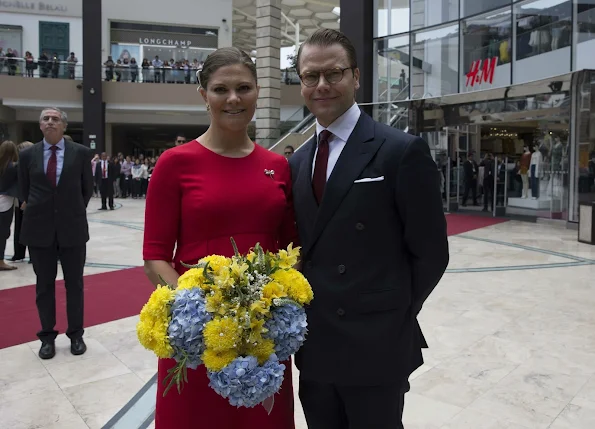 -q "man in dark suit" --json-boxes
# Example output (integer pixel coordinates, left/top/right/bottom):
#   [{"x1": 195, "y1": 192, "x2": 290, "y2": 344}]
[
  {"x1": 95, "y1": 152, "x2": 115, "y2": 210},
  {"x1": 462, "y1": 151, "x2": 479, "y2": 206},
  {"x1": 289, "y1": 29, "x2": 449, "y2": 429},
  {"x1": 18, "y1": 107, "x2": 93, "y2": 359}
]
